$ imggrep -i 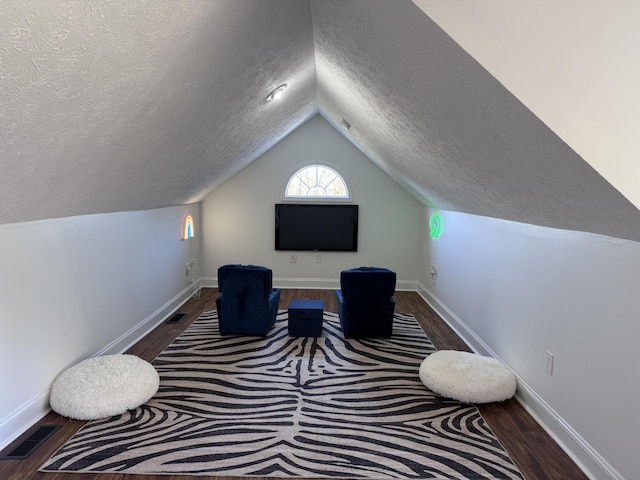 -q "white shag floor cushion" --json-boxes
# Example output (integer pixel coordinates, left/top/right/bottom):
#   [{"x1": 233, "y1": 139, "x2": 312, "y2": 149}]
[
  {"x1": 419, "y1": 350, "x2": 516, "y2": 404},
  {"x1": 50, "y1": 354, "x2": 159, "y2": 420}
]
